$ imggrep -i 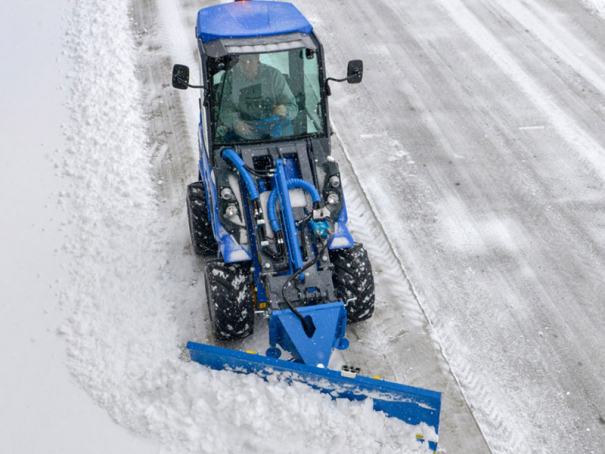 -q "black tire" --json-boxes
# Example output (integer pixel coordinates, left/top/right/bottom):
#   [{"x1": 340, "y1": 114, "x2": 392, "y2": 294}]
[
  {"x1": 187, "y1": 181, "x2": 218, "y2": 256},
  {"x1": 329, "y1": 243, "x2": 375, "y2": 322},
  {"x1": 205, "y1": 259, "x2": 254, "y2": 341}
]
